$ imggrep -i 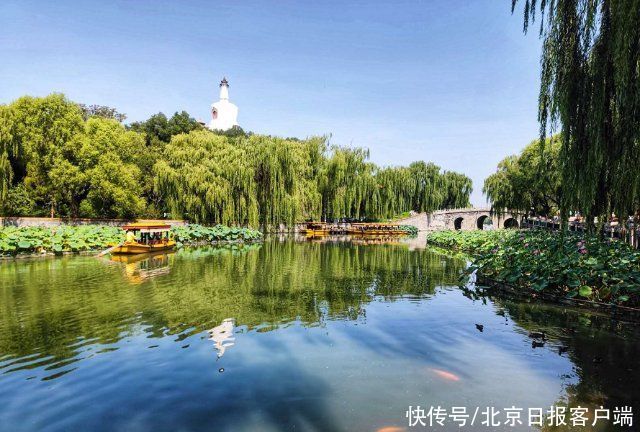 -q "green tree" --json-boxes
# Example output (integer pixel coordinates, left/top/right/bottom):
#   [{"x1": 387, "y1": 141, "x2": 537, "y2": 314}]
[
  {"x1": 78, "y1": 104, "x2": 127, "y2": 122},
  {"x1": 0, "y1": 95, "x2": 148, "y2": 218},
  {"x1": 155, "y1": 131, "x2": 325, "y2": 227},
  {"x1": 484, "y1": 136, "x2": 561, "y2": 217},
  {"x1": 0, "y1": 105, "x2": 18, "y2": 203},
  {"x1": 440, "y1": 171, "x2": 473, "y2": 209},
  {"x1": 76, "y1": 118, "x2": 146, "y2": 218},
  {"x1": 320, "y1": 147, "x2": 376, "y2": 221},
  {"x1": 1, "y1": 93, "x2": 473, "y2": 224},
  {"x1": 8, "y1": 94, "x2": 85, "y2": 216},
  {"x1": 128, "y1": 111, "x2": 202, "y2": 145},
  {"x1": 128, "y1": 111, "x2": 203, "y2": 215},
  {"x1": 515, "y1": 0, "x2": 640, "y2": 229}
]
